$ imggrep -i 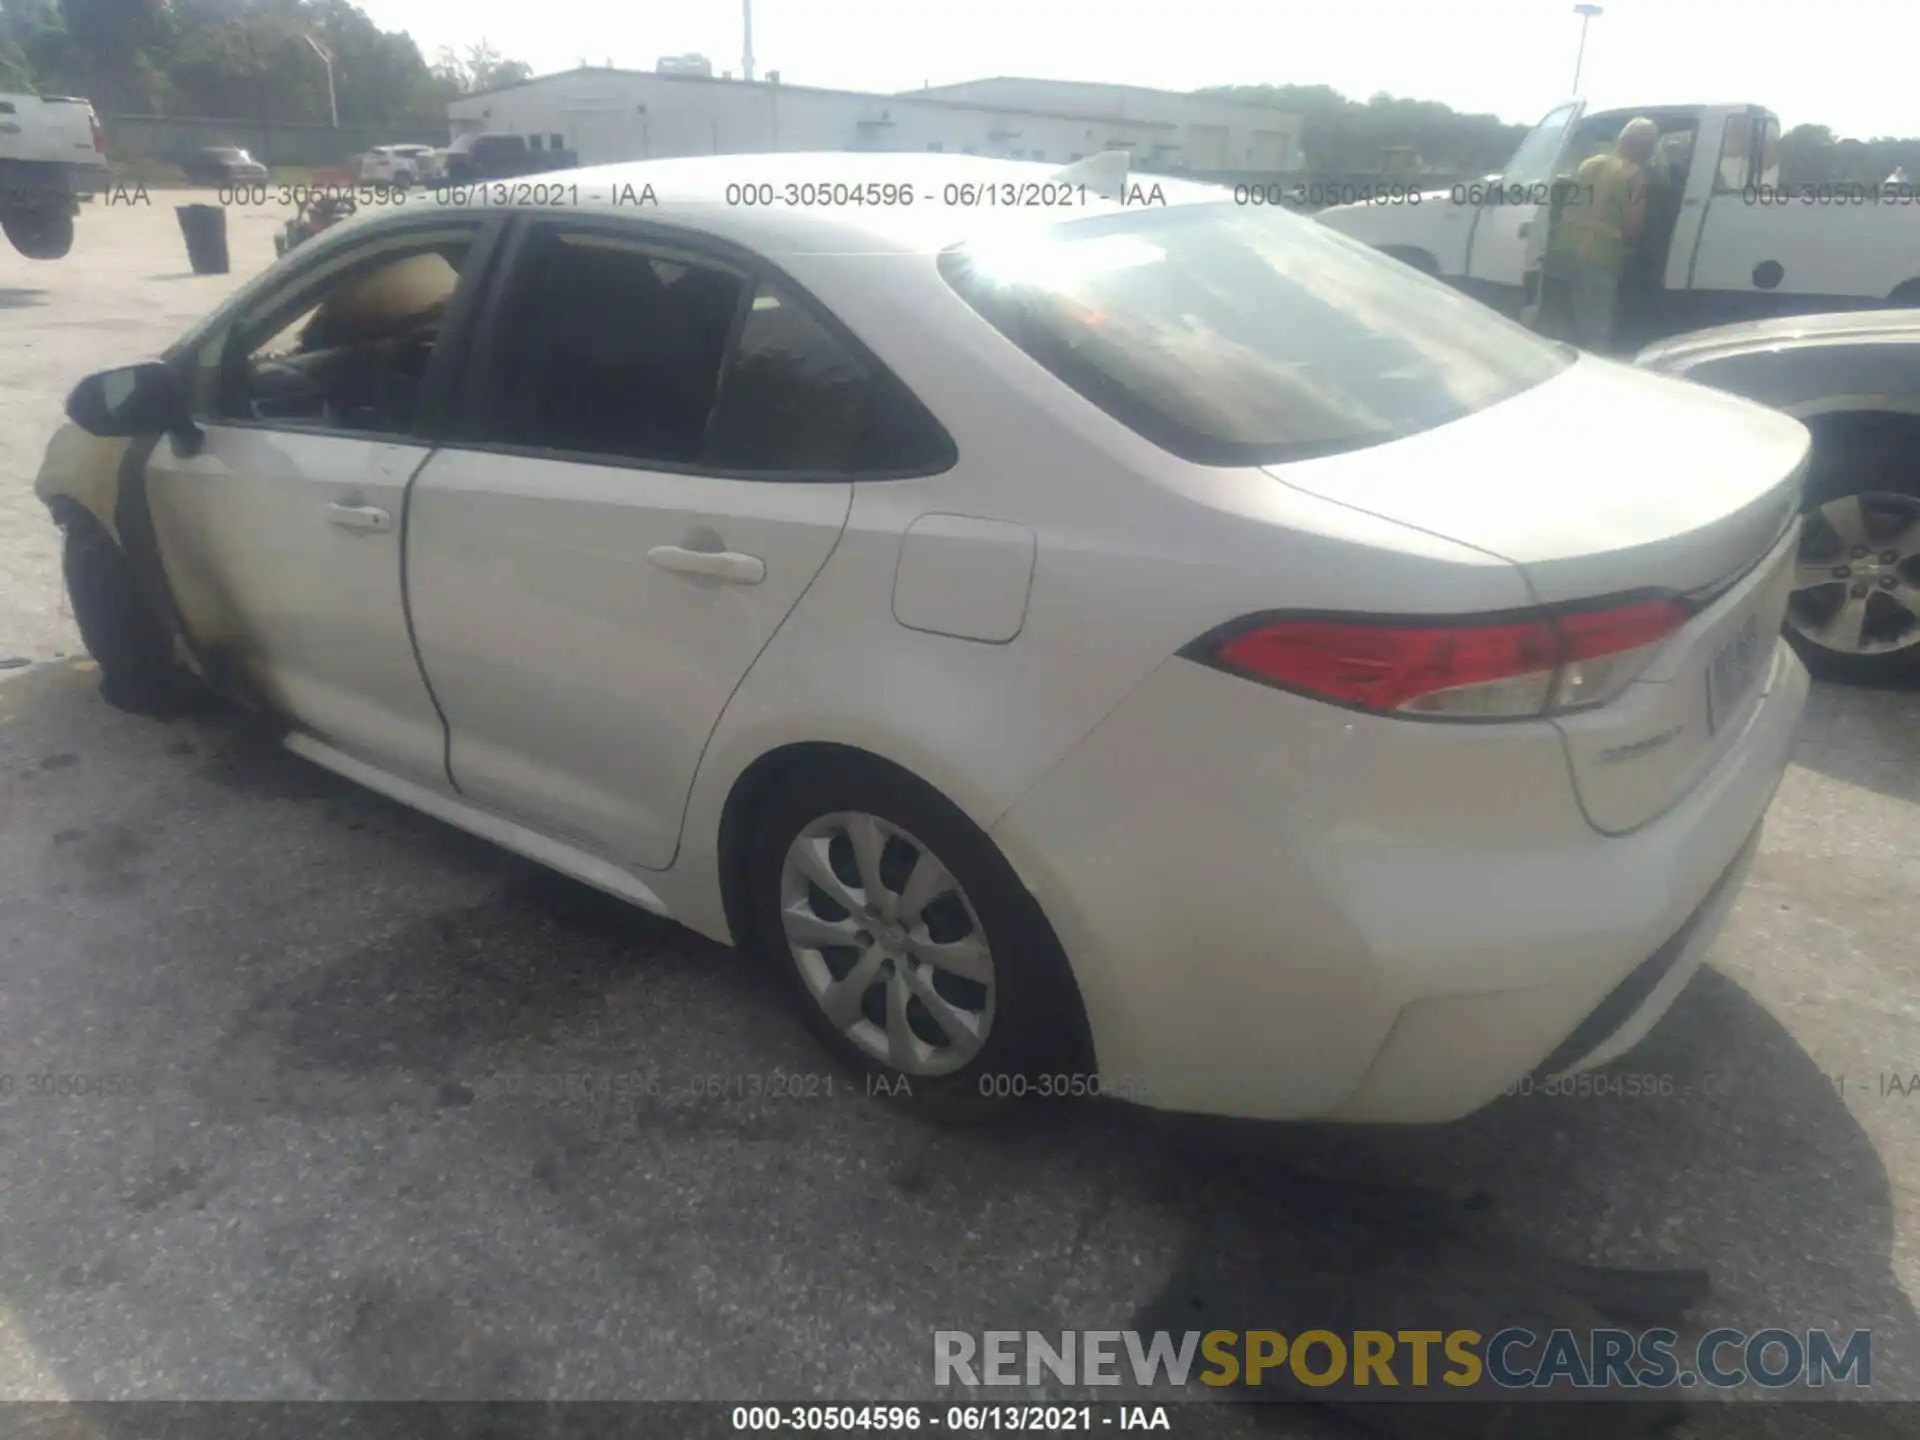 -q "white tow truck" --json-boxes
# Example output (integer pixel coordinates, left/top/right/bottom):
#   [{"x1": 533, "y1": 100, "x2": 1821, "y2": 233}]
[
  {"x1": 0, "y1": 90, "x2": 113, "y2": 259},
  {"x1": 1317, "y1": 99, "x2": 1920, "y2": 350}
]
